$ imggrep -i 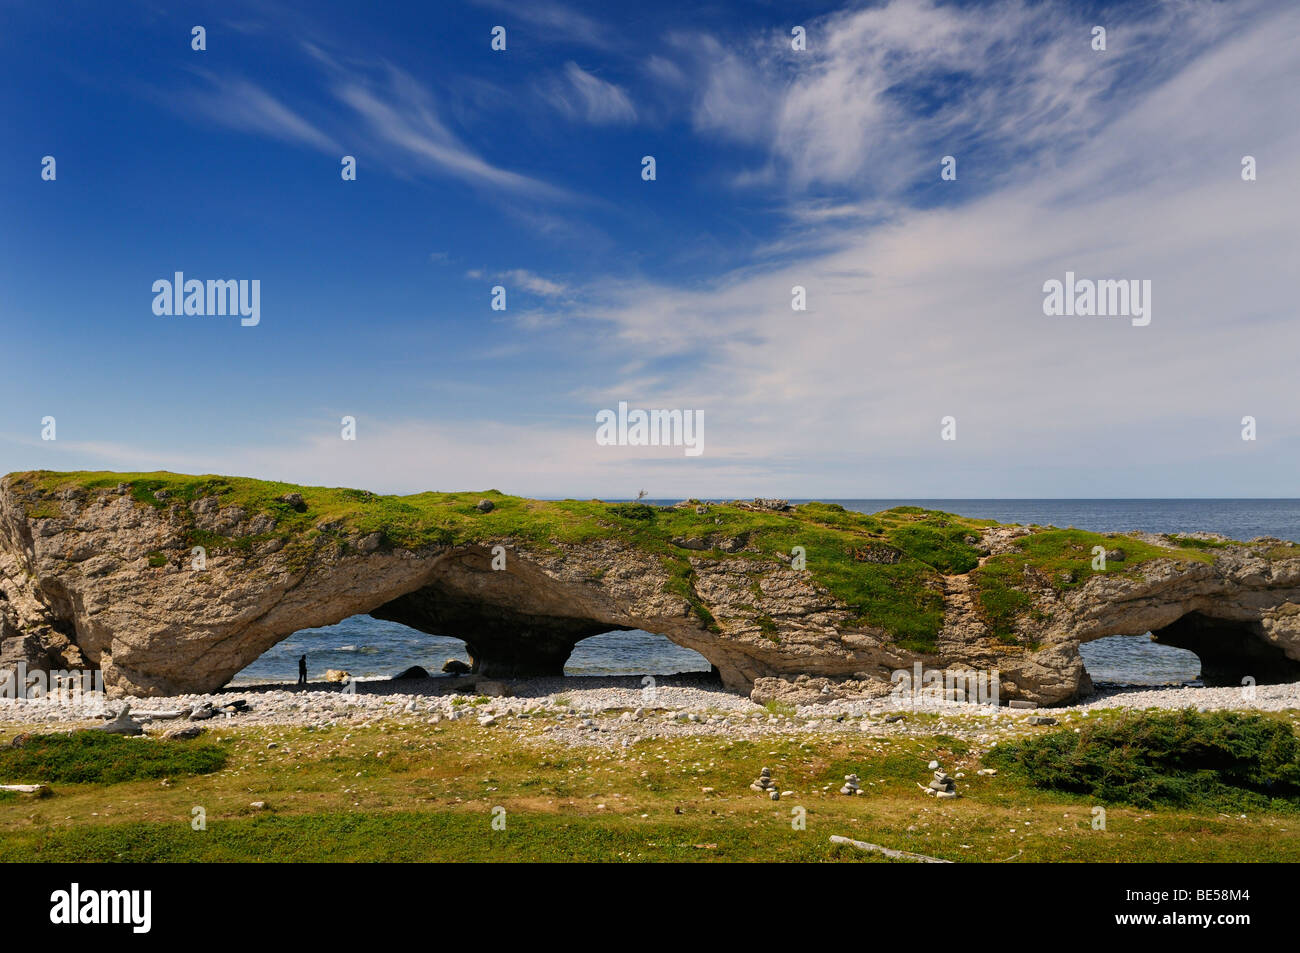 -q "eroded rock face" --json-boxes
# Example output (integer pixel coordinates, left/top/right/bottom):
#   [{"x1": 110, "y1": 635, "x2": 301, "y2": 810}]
[{"x1": 2, "y1": 474, "x2": 1300, "y2": 705}]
